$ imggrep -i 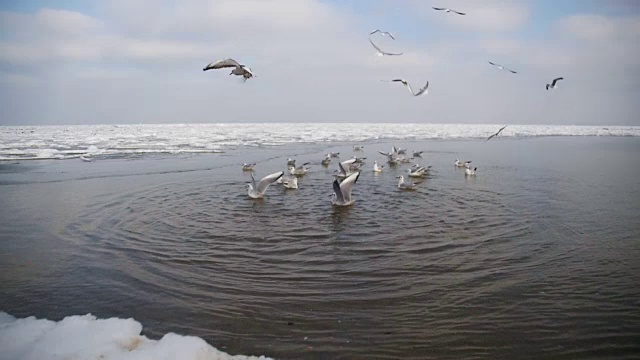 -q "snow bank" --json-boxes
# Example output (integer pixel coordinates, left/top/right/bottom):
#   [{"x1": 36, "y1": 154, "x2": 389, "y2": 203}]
[{"x1": 0, "y1": 312, "x2": 273, "y2": 360}]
